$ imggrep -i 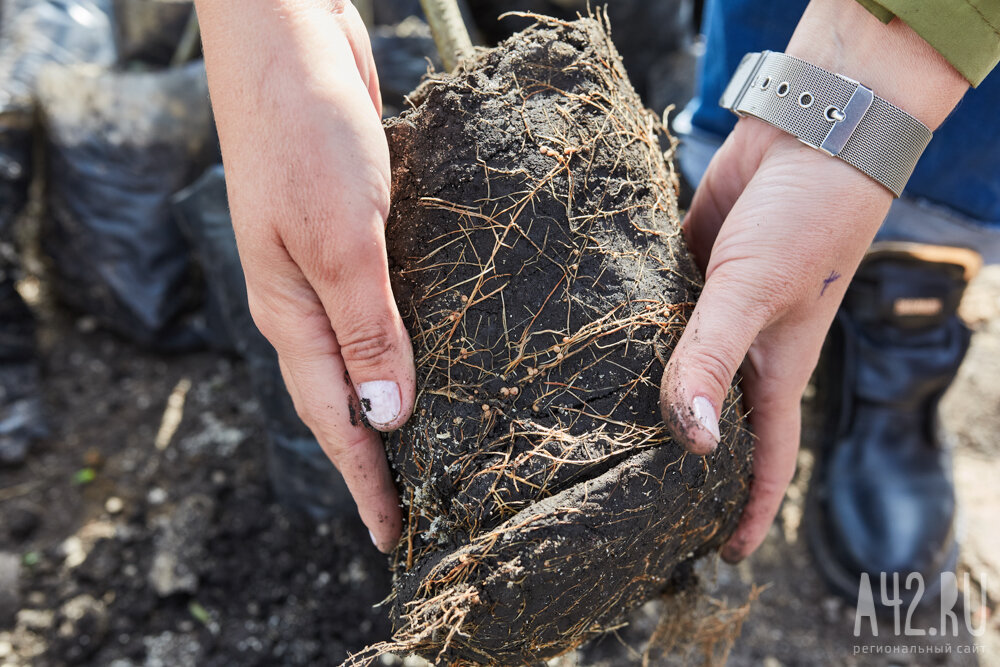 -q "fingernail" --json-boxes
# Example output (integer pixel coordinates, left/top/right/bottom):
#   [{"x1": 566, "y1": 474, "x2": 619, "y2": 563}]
[
  {"x1": 720, "y1": 545, "x2": 741, "y2": 564},
  {"x1": 369, "y1": 529, "x2": 379, "y2": 549},
  {"x1": 357, "y1": 381, "x2": 401, "y2": 428},
  {"x1": 692, "y1": 395, "x2": 721, "y2": 443}
]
